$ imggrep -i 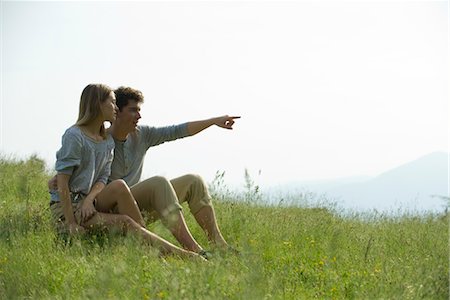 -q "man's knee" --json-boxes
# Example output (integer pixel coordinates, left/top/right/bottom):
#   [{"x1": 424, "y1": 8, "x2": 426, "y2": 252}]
[
  {"x1": 147, "y1": 176, "x2": 174, "y2": 190},
  {"x1": 133, "y1": 176, "x2": 182, "y2": 216},
  {"x1": 183, "y1": 174, "x2": 212, "y2": 215},
  {"x1": 132, "y1": 176, "x2": 172, "y2": 198},
  {"x1": 184, "y1": 173, "x2": 207, "y2": 188}
]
